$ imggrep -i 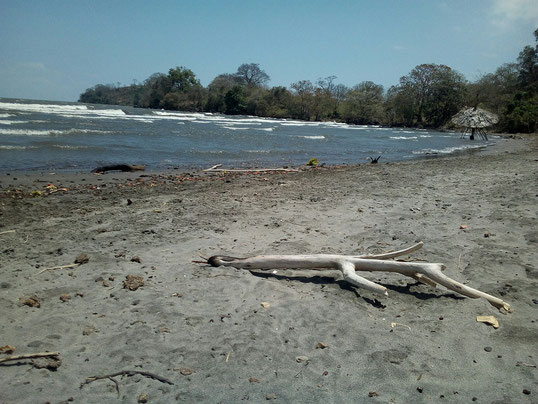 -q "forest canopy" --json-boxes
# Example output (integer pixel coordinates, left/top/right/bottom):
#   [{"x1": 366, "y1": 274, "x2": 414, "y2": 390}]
[{"x1": 80, "y1": 31, "x2": 538, "y2": 133}]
